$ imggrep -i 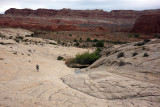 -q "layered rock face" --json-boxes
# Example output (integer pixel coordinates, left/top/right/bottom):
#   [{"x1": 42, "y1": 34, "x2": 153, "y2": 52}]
[
  {"x1": 131, "y1": 14, "x2": 160, "y2": 34},
  {"x1": 0, "y1": 8, "x2": 160, "y2": 32},
  {"x1": 5, "y1": 8, "x2": 160, "y2": 19}
]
